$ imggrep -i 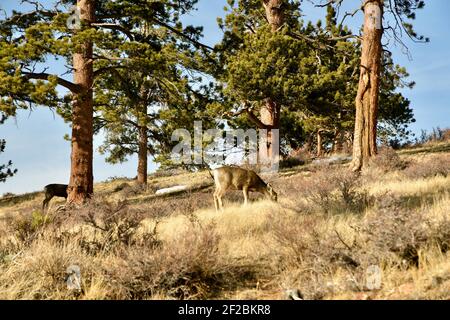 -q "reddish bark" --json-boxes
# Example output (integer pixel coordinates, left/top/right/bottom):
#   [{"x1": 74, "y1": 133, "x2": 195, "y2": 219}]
[
  {"x1": 259, "y1": 0, "x2": 284, "y2": 162},
  {"x1": 67, "y1": 0, "x2": 95, "y2": 204},
  {"x1": 351, "y1": 0, "x2": 383, "y2": 171},
  {"x1": 137, "y1": 125, "x2": 148, "y2": 185}
]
